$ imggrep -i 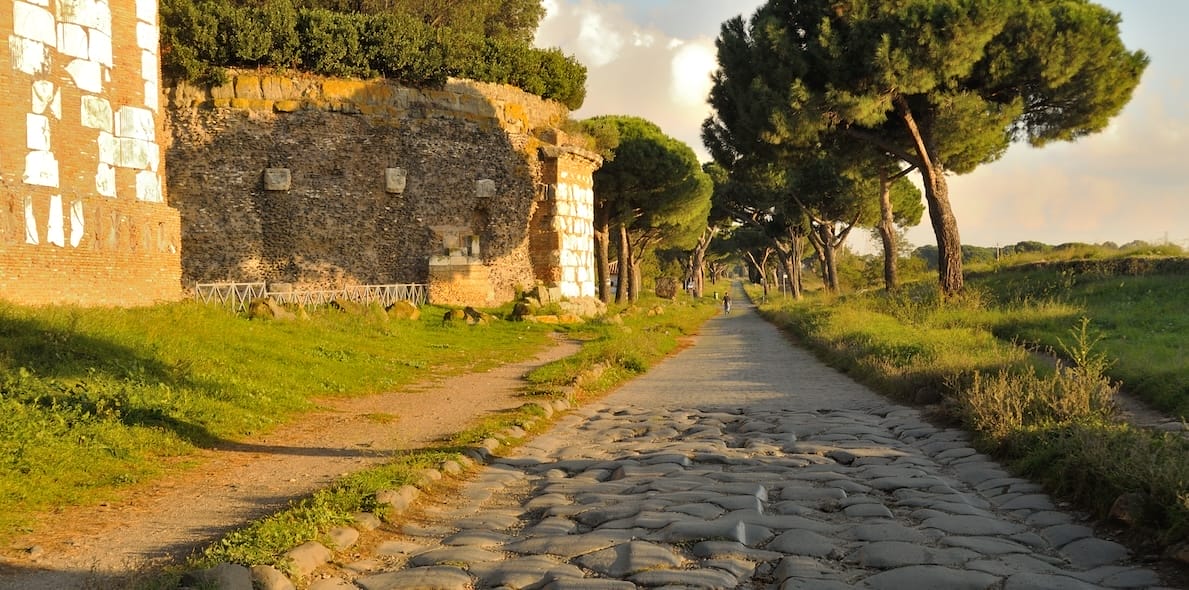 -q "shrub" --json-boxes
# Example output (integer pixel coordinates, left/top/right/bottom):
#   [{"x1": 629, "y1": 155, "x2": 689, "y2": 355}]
[{"x1": 159, "y1": 0, "x2": 588, "y2": 108}]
